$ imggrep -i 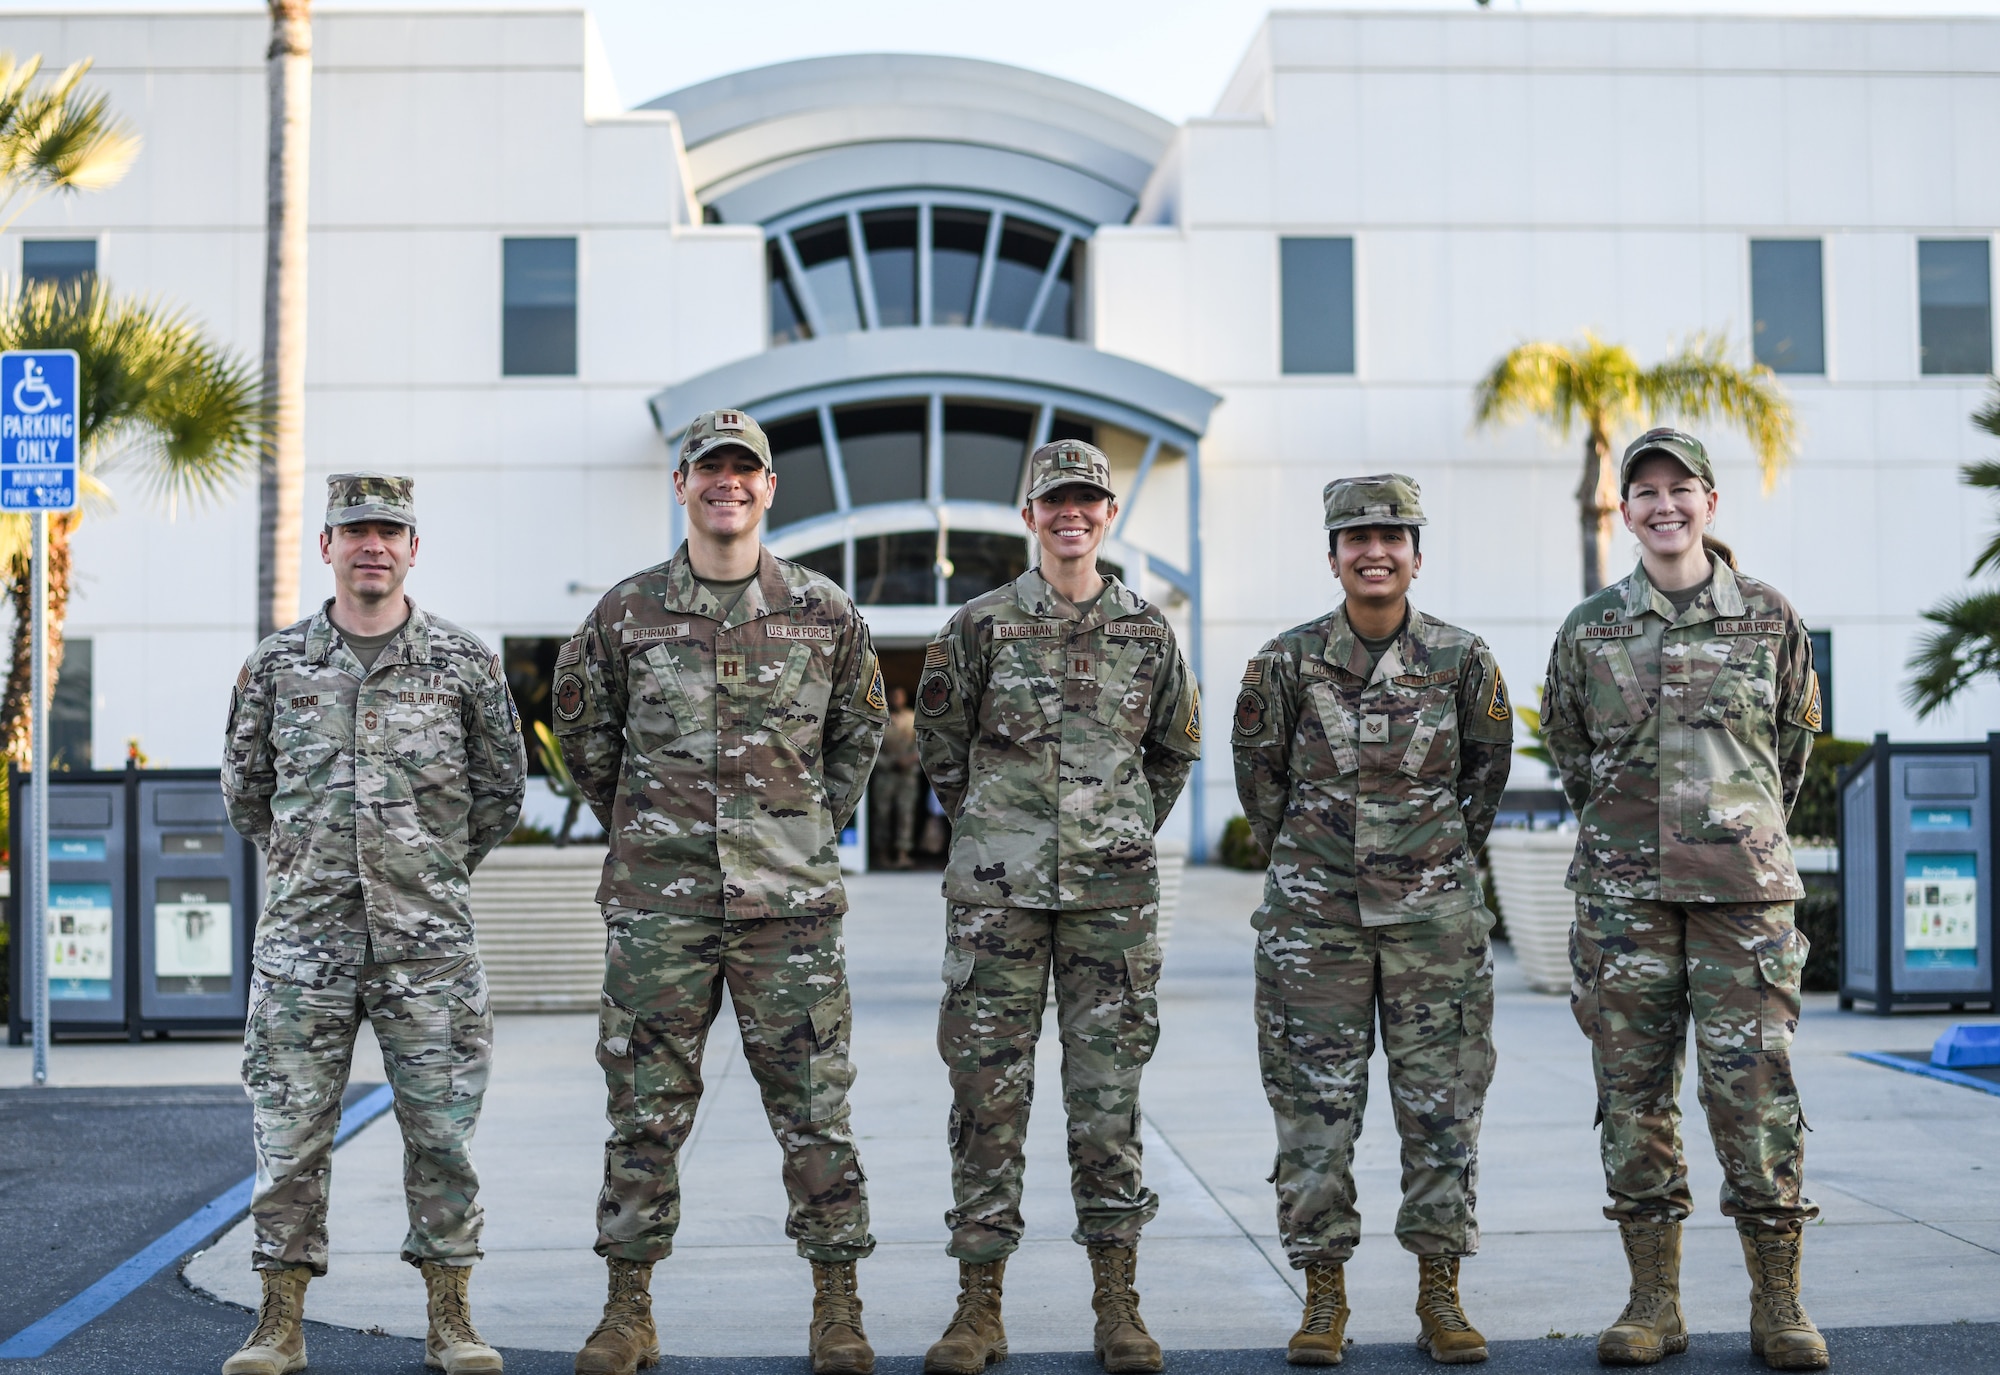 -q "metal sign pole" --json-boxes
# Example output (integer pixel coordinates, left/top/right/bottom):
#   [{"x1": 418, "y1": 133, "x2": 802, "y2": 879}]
[{"x1": 29, "y1": 509, "x2": 48, "y2": 1085}]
